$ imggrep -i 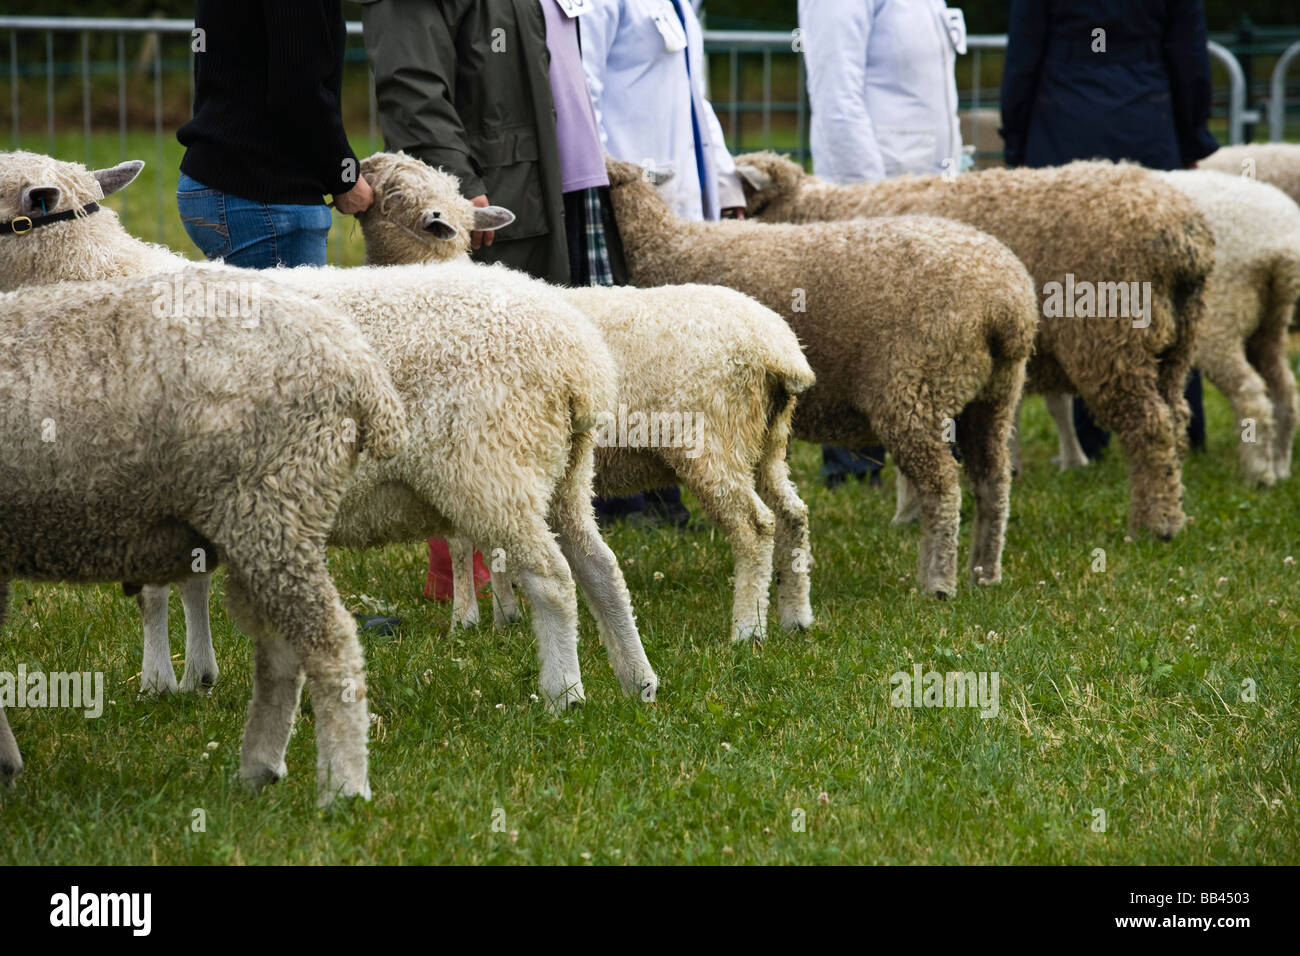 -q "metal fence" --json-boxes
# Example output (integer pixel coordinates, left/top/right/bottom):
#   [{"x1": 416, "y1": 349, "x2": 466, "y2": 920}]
[{"x1": 0, "y1": 15, "x2": 1270, "y2": 242}]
